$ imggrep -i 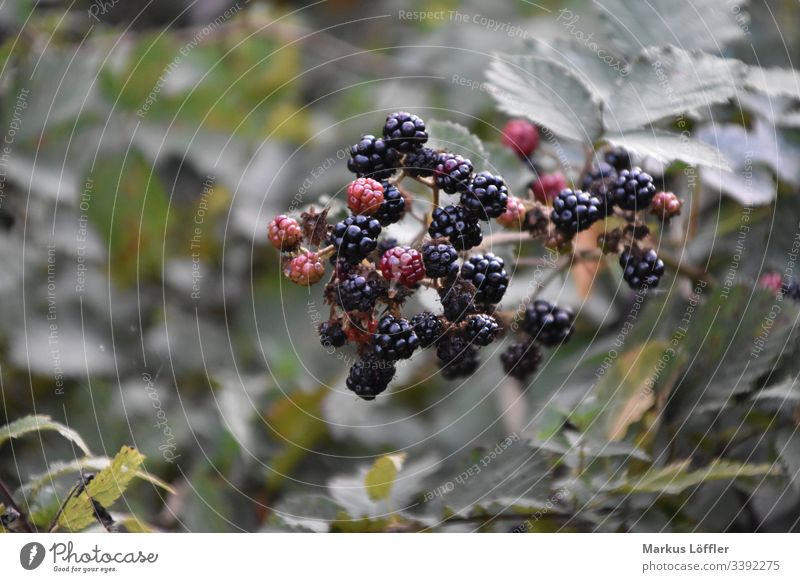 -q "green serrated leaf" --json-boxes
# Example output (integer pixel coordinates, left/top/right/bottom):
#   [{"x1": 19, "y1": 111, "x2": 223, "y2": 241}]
[
  {"x1": 595, "y1": 0, "x2": 748, "y2": 56},
  {"x1": 0, "y1": 415, "x2": 91, "y2": 455},
  {"x1": 604, "y1": 46, "x2": 745, "y2": 132},
  {"x1": 426, "y1": 120, "x2": 488, "y2": 163},
  {"x1": 486, "y1": 54, "x2": 603, "y2": 142},
  {"x1": 602, "y1": 130, "x2": 730, "y2": 170},
  {"x1": 364, "y1": 453, "x2": 405, "y2": 503},
  {"x1": 608, "y1": 459, "x2": 777, "y2": 495},
  {"x1": 57, "y1": 446, "x2": 145, "y2": 532}
]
